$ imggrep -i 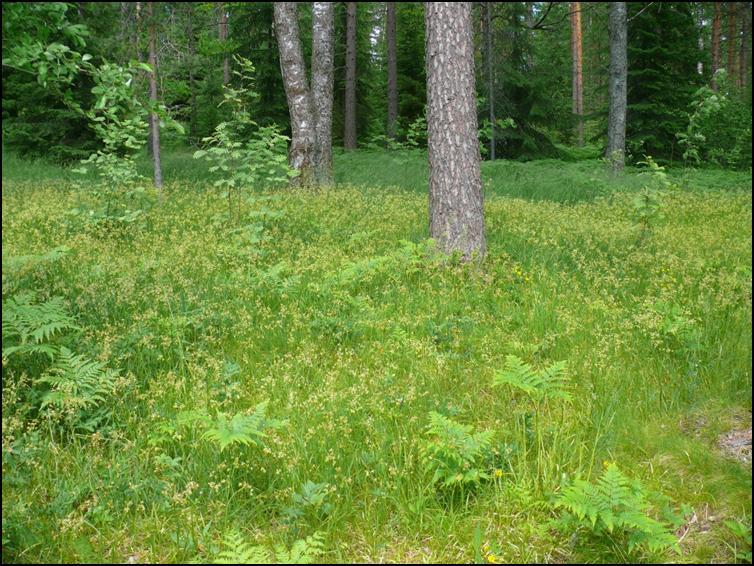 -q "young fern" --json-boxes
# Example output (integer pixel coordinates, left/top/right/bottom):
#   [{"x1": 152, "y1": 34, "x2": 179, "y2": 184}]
[
  {"x1": 2, "y1": 293, "x2": 79, "y2": 360},
  {"x1": 213, "y1": 530, "x2": 324, "y2": 564},
  {"x1": 420, "y1": 411, "x2": 494, "y2": 487},
  {"x1": 214, "y1": 531, "x2": 272, "y2": 564},
  {"x1": 553, "y1": 463, "x2": 680, "y2": 555},
  {"x1": 202, "y1": 401, "x2": 286, "y2": 452},
  {"x1": 36, "y1": 346, "x2": 118, "y2": 415},
  {"x1": 493, "y1": 354, "x2": 570, "y2": 401},
  {"x1": 274, "y1": 532, "x2": 325, "y2": 564}
]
